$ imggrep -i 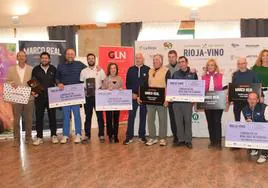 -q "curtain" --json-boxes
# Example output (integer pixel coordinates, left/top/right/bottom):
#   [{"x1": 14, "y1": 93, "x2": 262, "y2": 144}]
[
  {"x1": 121, "y1": 22, "x2": 142, "y2": 46},
  {"x1": 47, "y1": 25, "x2": 79, "y2": 49},
  {"x1": 241, "y1": 18, "x2": 268, "y2": 37}
]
